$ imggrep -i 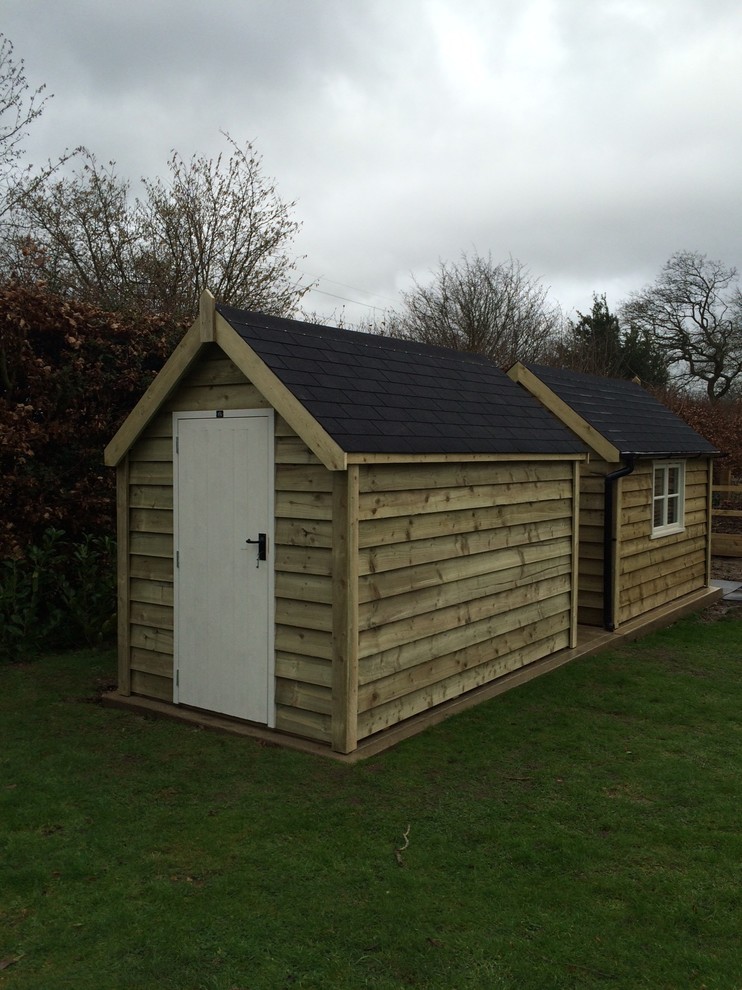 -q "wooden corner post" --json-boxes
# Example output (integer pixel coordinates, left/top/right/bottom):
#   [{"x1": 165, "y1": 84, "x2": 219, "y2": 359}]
[
  {"x1": 331, "y1": 466, "x2": 360, "y2": 754},
  {"x1": 570, "y1": 458, "x2": 581, "y2": 648},
  {"x1": 705, "y1": 456, "x2": 713, "y2": 587},
  {"x1": 116, "y1": 458, "x2": 131, "y2": 695}
]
